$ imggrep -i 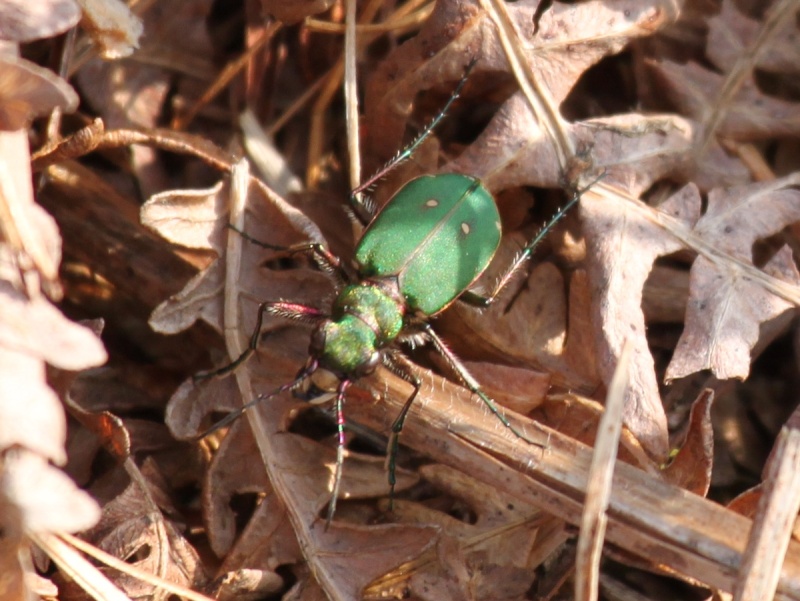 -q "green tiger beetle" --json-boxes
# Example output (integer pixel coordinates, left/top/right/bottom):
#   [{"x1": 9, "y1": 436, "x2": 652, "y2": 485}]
[{"x1": 201, "y1": 63, "x2": 585, "y2": 524}]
